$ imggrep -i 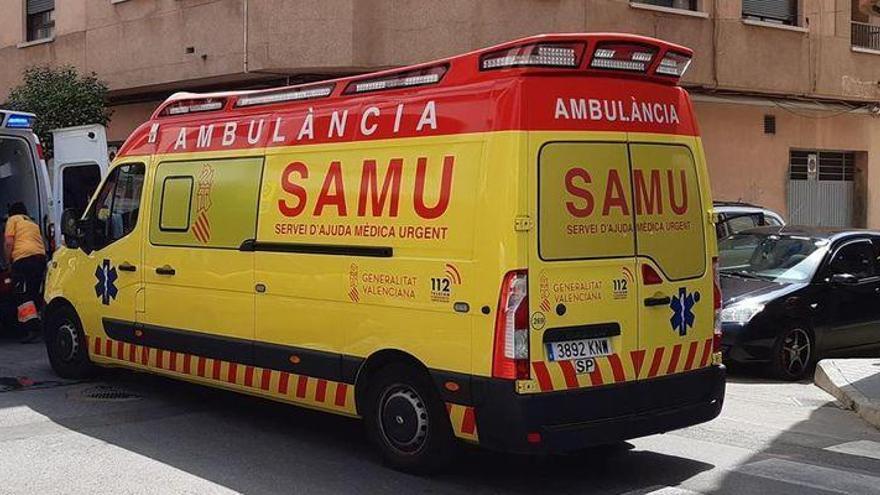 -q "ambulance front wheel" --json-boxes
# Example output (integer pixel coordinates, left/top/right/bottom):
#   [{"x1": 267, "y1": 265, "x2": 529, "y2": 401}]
[
  {"x1": 44, "y1": 304, "x2": 96, "y2": 379},
  {"x1": 364, "y1": 363, "x2": 455, "y2": 473}
]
